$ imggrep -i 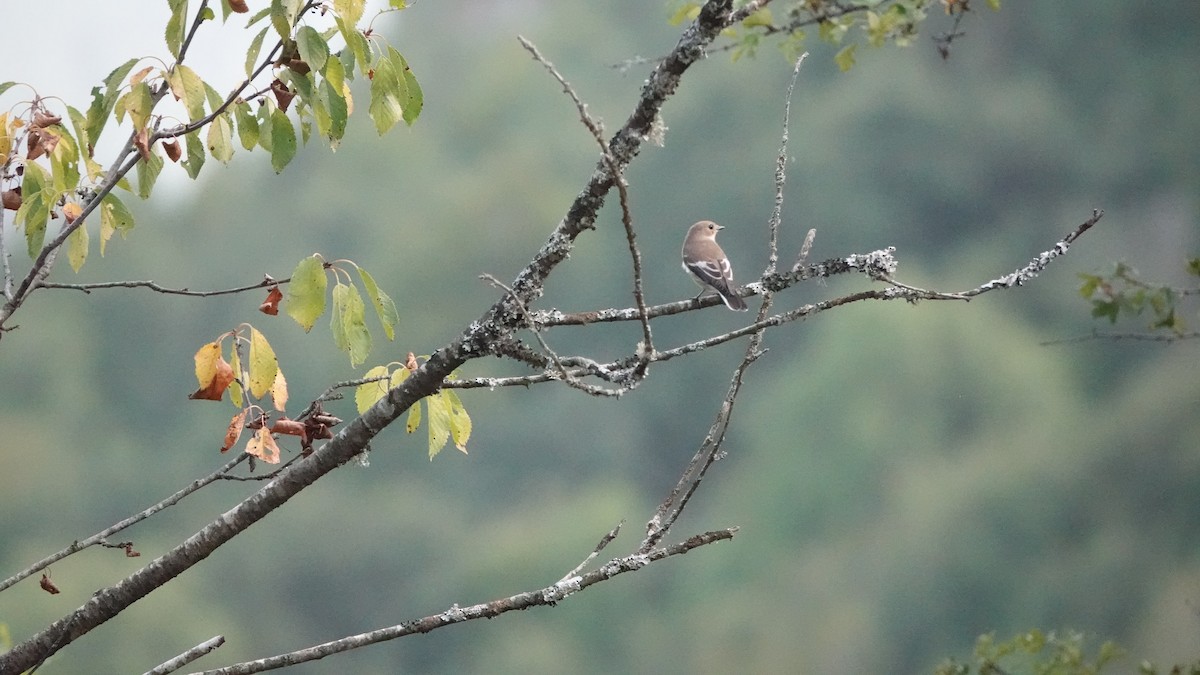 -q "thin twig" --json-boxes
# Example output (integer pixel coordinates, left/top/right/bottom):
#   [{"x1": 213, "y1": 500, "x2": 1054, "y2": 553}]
[
  {"x1": 0, "y1": 453, "x2": 249, "y2": 593},
  {"x1": 559, "y1": 521, "x2": 624, "y2": 583},
  {"x1": 1041, "y1": 329, "x2": 1200, "y2": 346},
  {"x1": 143, "y1": 636, "x2": 225, "y2": 675},
  {"x1": 39, "y1": 276, "x2": 287, "y2": 297},
  {"x1": 517, "y1": 36, "x2": 655, "y2": 383},
  {"x1": 190, "y1": 529, "x2": 735, "y2": 675}
]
